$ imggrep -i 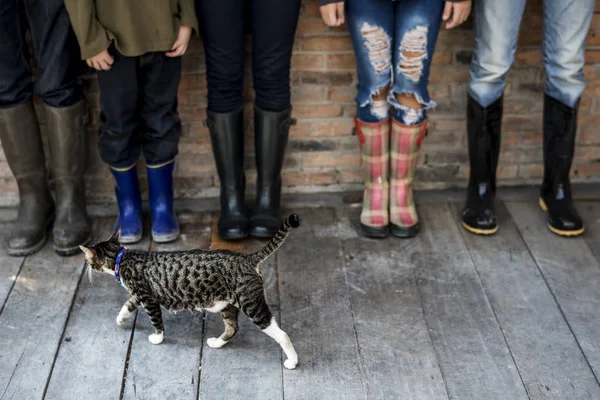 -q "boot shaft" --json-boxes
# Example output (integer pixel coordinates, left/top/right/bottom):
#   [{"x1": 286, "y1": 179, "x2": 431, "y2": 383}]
[
  {"x1": 390, "y1": 118, "x2": 427, "y2": 183},
  {"x1": 355, "y1": 117, "x2": 390, "y2": 185}
]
